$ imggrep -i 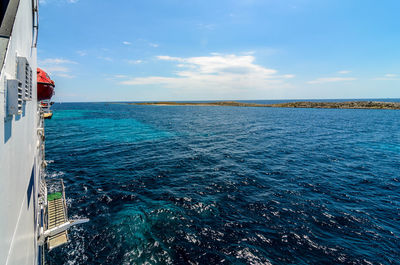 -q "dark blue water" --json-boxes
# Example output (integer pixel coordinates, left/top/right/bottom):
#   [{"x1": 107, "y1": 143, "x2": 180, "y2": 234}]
[{"x1": 45, "y1": 102, "x2": 400, "y2": 265}]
